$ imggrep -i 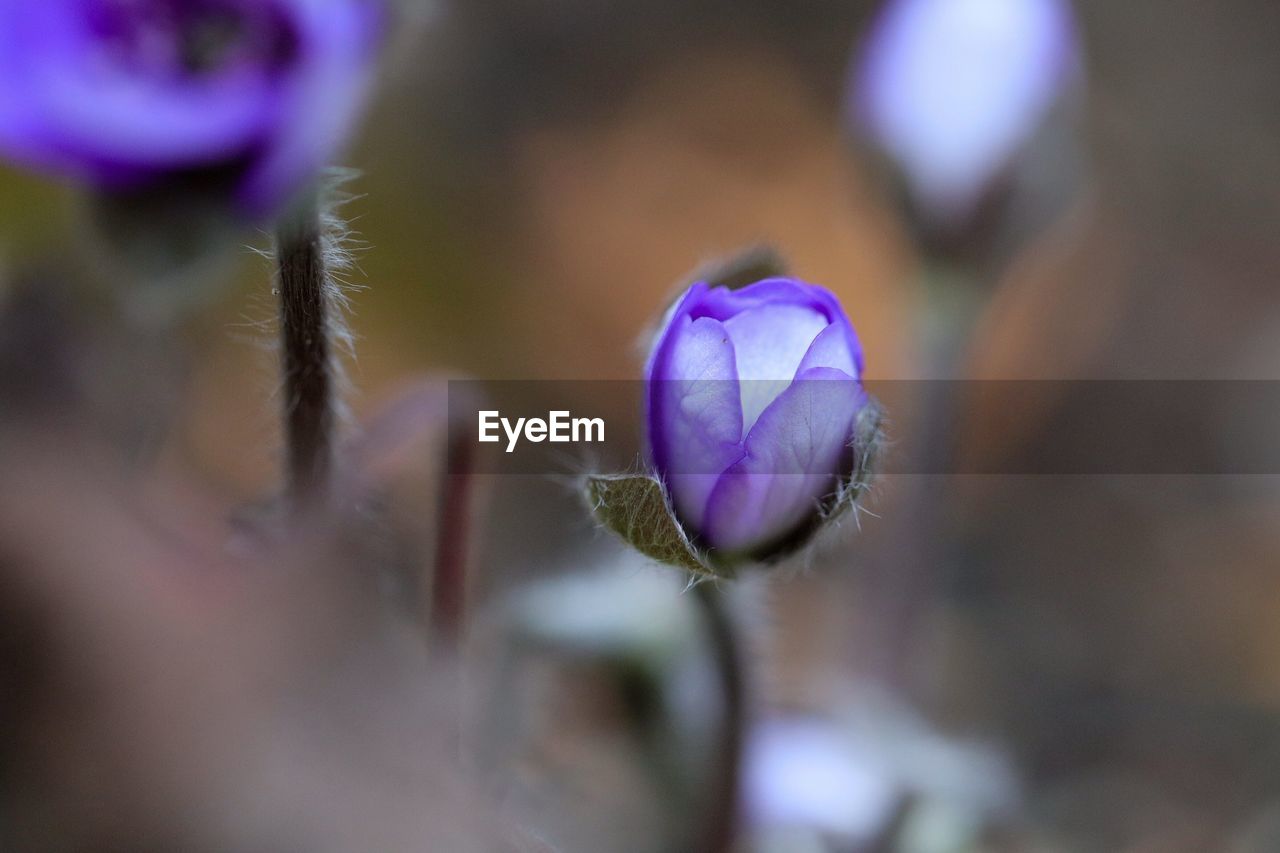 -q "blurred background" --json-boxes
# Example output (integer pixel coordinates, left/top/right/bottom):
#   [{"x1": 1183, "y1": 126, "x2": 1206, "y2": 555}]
[{"x1": 2, "y1": 0, "x2": 1280, "y2": 850}]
